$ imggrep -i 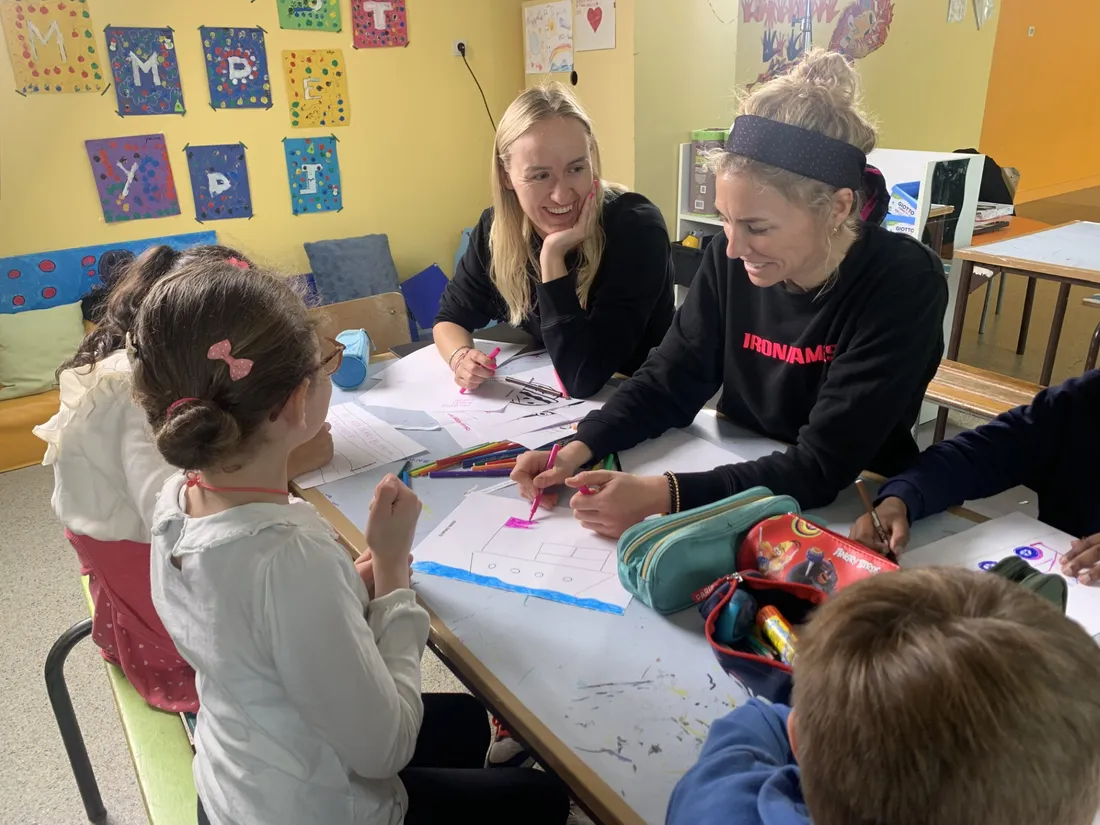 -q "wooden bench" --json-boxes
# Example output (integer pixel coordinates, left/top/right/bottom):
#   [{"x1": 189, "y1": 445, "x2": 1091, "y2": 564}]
[
  {"x1": 45, "y1": 579, "x2": 196, "y2": 824},
  {"x1": 927, "y1": 360, "x2": 1042, "y2": 443}
]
